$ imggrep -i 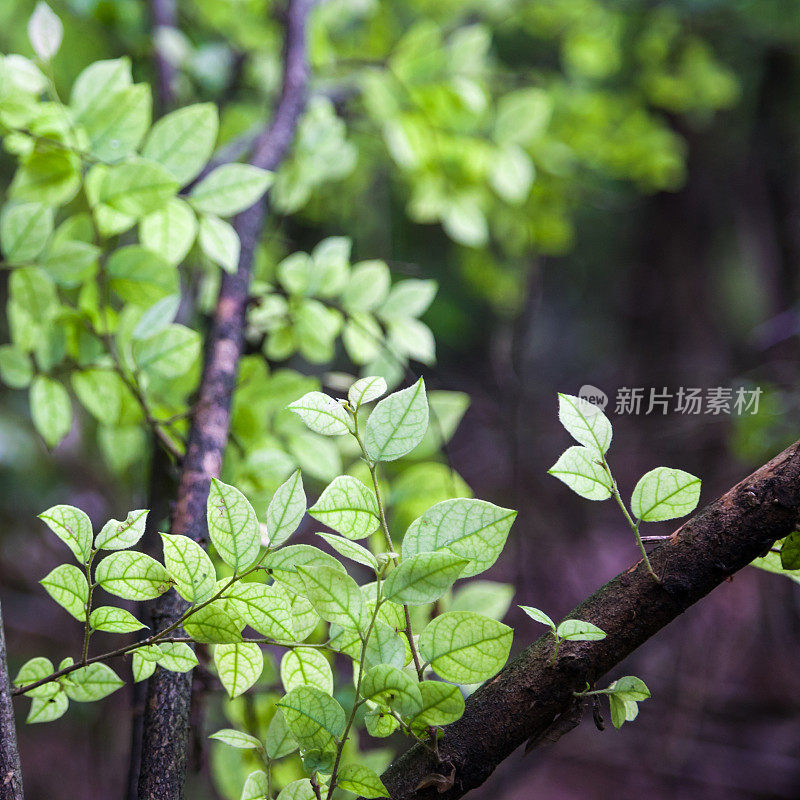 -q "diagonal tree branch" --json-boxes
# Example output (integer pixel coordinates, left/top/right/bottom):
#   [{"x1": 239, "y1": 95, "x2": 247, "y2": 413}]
[
  {"x1": 136, "y1": 2, "x2": 315, "y2": 798},
  {"x1": 376, "y1": 439, "x2": 800, "y2": 800},
  {"x1": 0, "y1": 601, "x2": 24, "y2": 800}
]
